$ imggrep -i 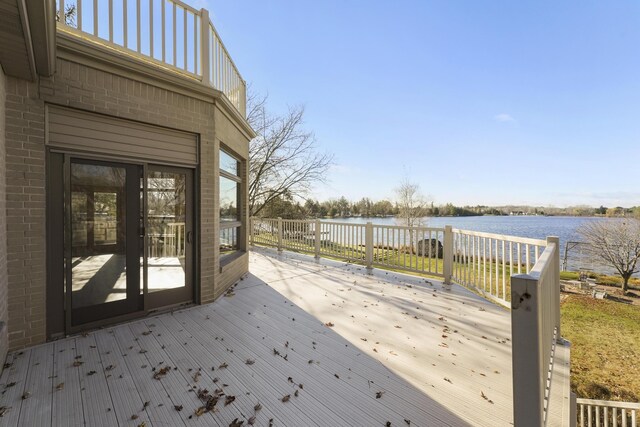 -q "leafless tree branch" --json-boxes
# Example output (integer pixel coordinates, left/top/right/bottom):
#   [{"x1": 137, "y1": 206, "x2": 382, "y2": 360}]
[
  {"x1": 247, "y1": 89, "x2": 333, "y2": 216},
  {"x1": 578, "y1": 218, "x2": 640, "y2": 294}
]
